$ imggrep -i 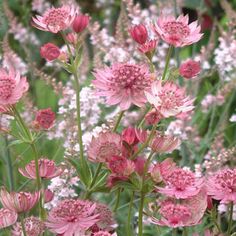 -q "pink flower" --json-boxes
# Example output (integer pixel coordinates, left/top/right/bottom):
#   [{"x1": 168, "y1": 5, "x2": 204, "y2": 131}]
[
  {"x1": 35, "y1": 108, "x2": 55, "y2": 129},
  {"x1": 145, "y1": 109, "x2": 163, "y2": 125},
  {"x1": 19, "y1": 158, "x2": 64, "y2": 179},
  {"x1": 72, "y1": 14, "x2": 90, "y2": 33},
  {"x1": 207, "y1": 168, "x2": 236, "y2": 204},
  {"x1": 157, "y1": 168, "x2": 204, "y2": 199},
  {"x1": 0, "y1": 208, "x2": 17, "y2": 229},
  {"x1": 0, "y1": 67, "x2": 29, "y2": 106},
  {"x1": 12, "y1": 217, "x2": 45, "y2": 236},
  {"x1": 93, "y1": 231, "x2": 117, "y2": 236},
  {"x1": 129, "y1": 24, "x2": 148, "y2": 44},
  {"x1": 179, "y1": 59, "x2": 201, "y2": 79},
  {"x1": 40, "y1": 43, "x2": 60, "y2": 61},
  {"x1": 66, "y1": 32, "x2": 77, "y2": 44},
  {"x1": 32, "y1": 5, "x2": 76, "y2": 33},
  {"x1": 46, "y1": 199, "x2": 99, "y2": 235},
  {"x1": 145, "y1": 81, "x2": 194, "y2": 117},
  {"x1": 0, "y1": 188, "x2": 40, "y2": 213},
  {"x1": 93, "y1": 63, "x2": 152, "y2": 110},
  {"x1": 122, "y1": 127, "x2": 139, "y2": 146},
  {"x1": 87, "y1": 132, "x2": 122, "y2": 163},
  {"x1": 152, "y1": 14, "x2": 203, "y2": 47},
  {"x1": 107, "y1": 175, "x2": 128, "y2": 188},
  {"x1": 134, "y1": 157, "x2": 146, "y2": 175},
  {"x1": 138, "y1": 39, "x2": 158, "y2": 54}
]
